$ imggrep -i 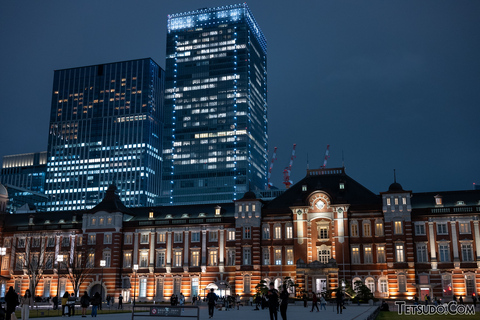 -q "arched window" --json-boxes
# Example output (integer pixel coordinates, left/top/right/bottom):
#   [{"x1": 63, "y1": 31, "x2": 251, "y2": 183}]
[{"x1": 365, "y1": 277, "x2": 375, "y2": 294}]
